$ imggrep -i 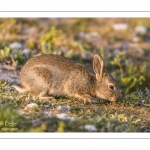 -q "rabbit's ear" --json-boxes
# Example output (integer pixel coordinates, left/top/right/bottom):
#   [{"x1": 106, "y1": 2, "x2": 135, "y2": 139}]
[{"x1": 93, "y1": 54, "x2": 105, "y2": 81}]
